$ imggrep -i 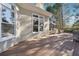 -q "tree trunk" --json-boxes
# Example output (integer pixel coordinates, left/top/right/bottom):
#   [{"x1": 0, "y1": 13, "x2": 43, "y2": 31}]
[
  {"x1": 56, "y1": 8, "x2": 61, "y2": 33},
  {"x1": 57, "y1": 5, "x2": 63, "y2": 33}
]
